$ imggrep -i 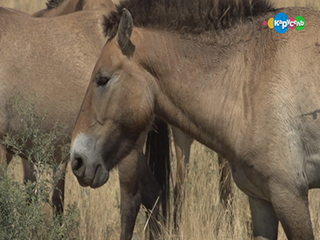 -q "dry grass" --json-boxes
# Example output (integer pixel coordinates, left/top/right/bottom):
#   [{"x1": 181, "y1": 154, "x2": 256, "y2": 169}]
[{"x1": 1, "y1": 0, "x2": 320, "y2": 239}]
